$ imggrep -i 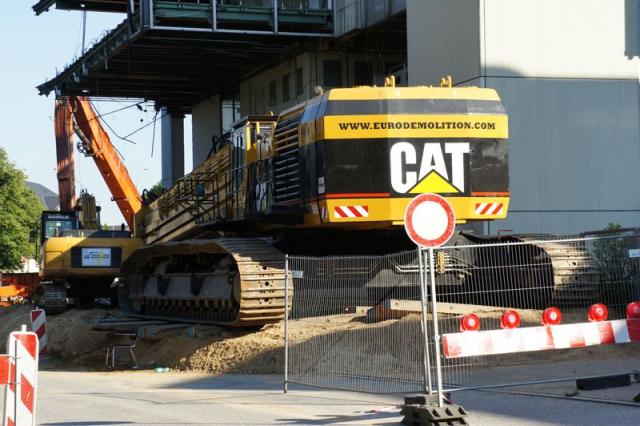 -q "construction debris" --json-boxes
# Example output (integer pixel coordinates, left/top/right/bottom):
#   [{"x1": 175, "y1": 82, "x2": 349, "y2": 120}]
[{"x1": 366, "y1": 299, "x2": 544, "y2": 322}]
